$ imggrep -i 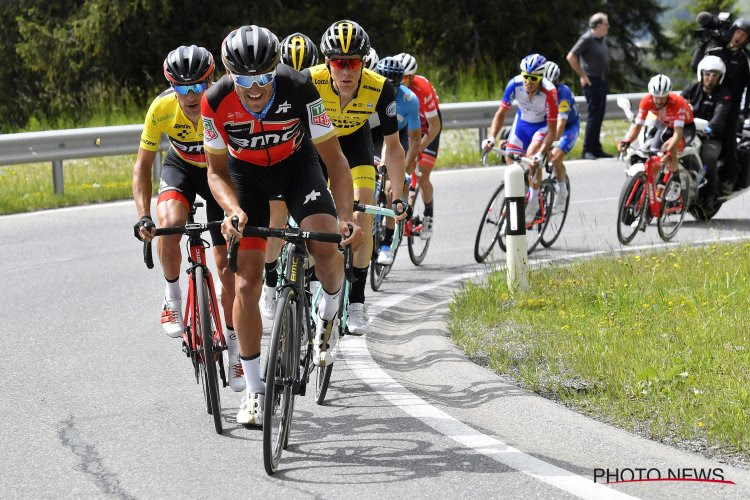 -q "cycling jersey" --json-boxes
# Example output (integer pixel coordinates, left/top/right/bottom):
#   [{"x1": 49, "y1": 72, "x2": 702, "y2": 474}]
[
  {"x1": 306, "y1": 66, "x2": 398, "y2": 137},
  {"x1": 407, "y1": 75, "x2": 440, "y2": 134},
  {"x1": 500, "y1": 76, "x2": 558, "y2": 124},
  {"x1": 555, "y1": 83, "x2": 580, "y2": 128},
  {"x1": 396, "y1": 85, "x2": 421, "y2": 132},
  {"x1": 636, "y1": 93, "x2": 694, "y2": 129},
  {"x1": 201, "y1": 65, "x2": 336, "y2": 166},
  {"x1": 140, "y1": 89, "x2": 206, "y2": 167}
]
